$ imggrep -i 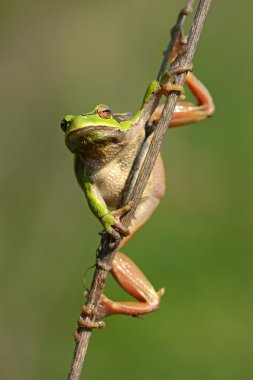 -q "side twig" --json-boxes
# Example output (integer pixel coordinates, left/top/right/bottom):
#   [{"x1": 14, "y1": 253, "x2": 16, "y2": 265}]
[
  {"x1": 67, "y1": 1, "x2": 212, "y2": 379},
  {"x1": 157, "y1": 0, "x2": 195, "y2": 81}
]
